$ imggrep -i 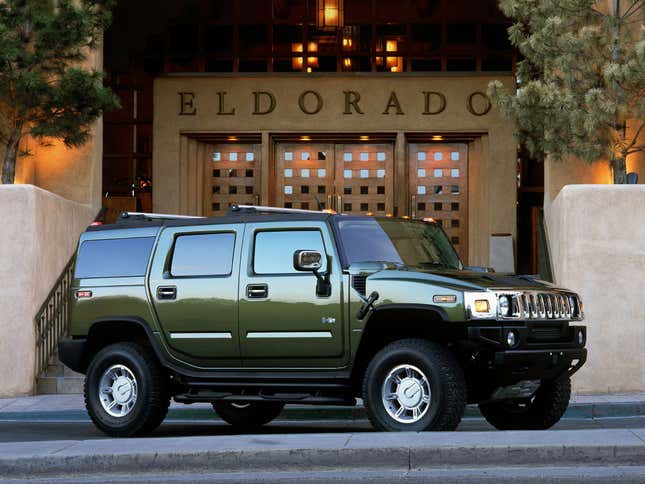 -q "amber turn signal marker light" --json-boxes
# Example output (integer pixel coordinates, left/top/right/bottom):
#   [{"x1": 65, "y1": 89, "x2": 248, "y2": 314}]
[
  {"x1": 474, "y1": 300, "x2": 490, "y2": 312},
  {"x1": 433, "y1": 295, "x2": 457, "y2": 304}
]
